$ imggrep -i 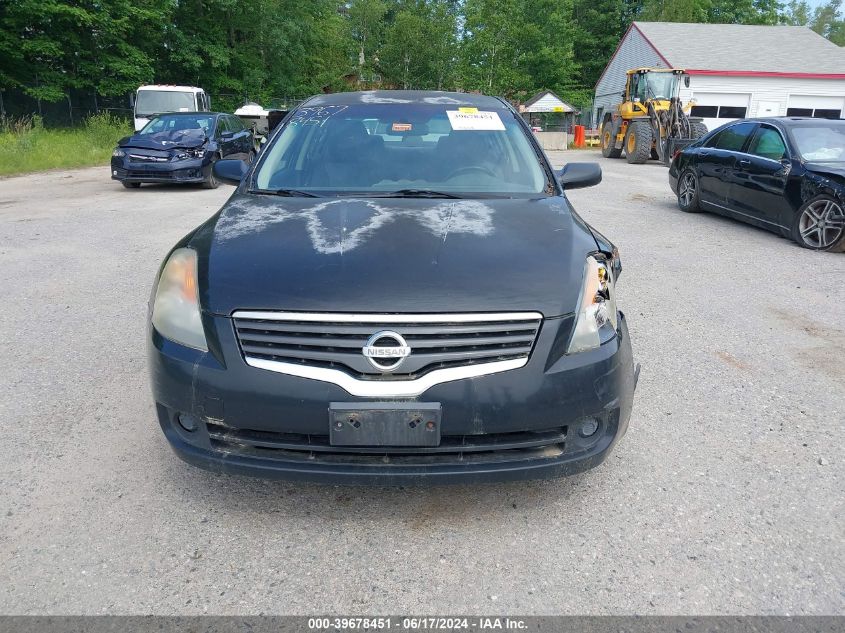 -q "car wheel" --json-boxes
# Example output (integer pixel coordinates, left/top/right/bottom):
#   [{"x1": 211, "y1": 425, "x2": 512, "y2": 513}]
[
  {"x1": 122, "y1": 181, "x2": 141, "y2": 189},
  {"x1": 202, "y1": 158, "x2": 220, "y2": 189},
  {"x1": 677, "y1": 169, "x2": 701, "y2": 213},
  {"x1": 601, "y1": 123, "x2": 622, "y2": 159},
  {"x1": 625, "y1": 121, "x2": 652, "y2": 164},
  {"x1": 792, "y1": 196, "x2": 845, "y2": 252}
]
